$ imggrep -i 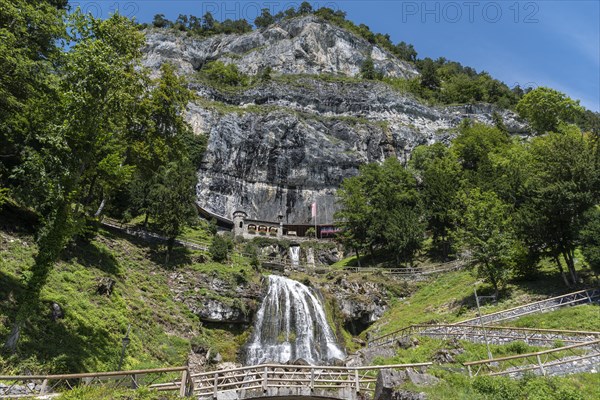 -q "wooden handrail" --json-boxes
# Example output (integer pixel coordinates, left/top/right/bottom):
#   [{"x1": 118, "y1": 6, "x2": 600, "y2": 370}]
[
  {"x1": 190, "y1": 362, "x2": 432, "y2": 379},
  {"x1": 0, "y1": 366, "x2": 187, "y2": 381},
  {"x1": 370, "y1": 289, "x2": 600, "y2": 345},
  {"x1": 463, "y1": 339, "x2": 600, "y2": 366},
  {"x1": 454, "y1": 288, "x2": 599, "y2": 325}
]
